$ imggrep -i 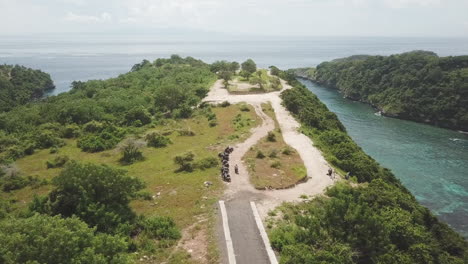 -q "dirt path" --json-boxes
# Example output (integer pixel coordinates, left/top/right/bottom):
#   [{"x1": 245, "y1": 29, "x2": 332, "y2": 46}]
[
  {"x1": 204, "y1": 79, "x2": 334, "y2": 215},
  {"x1": 204, "y1": 78, "x2": 334, "y2": 263}
]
